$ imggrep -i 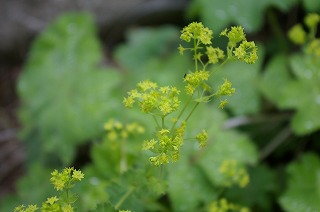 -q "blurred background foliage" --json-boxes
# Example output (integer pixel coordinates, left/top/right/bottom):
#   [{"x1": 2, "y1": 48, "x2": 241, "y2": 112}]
[{"x1": 0, "y1": 0, "x2": 320, "y2": 211}]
